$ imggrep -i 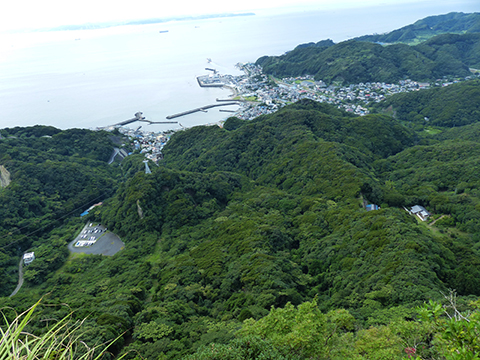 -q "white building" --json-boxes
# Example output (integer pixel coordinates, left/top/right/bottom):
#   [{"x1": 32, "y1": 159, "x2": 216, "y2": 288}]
[
  {"x1": 410, "y1": 205, "x2": 431, "y2": 221},
  {"x1": 23, "y1": 252, "x2": 35, "y2": 265}
]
